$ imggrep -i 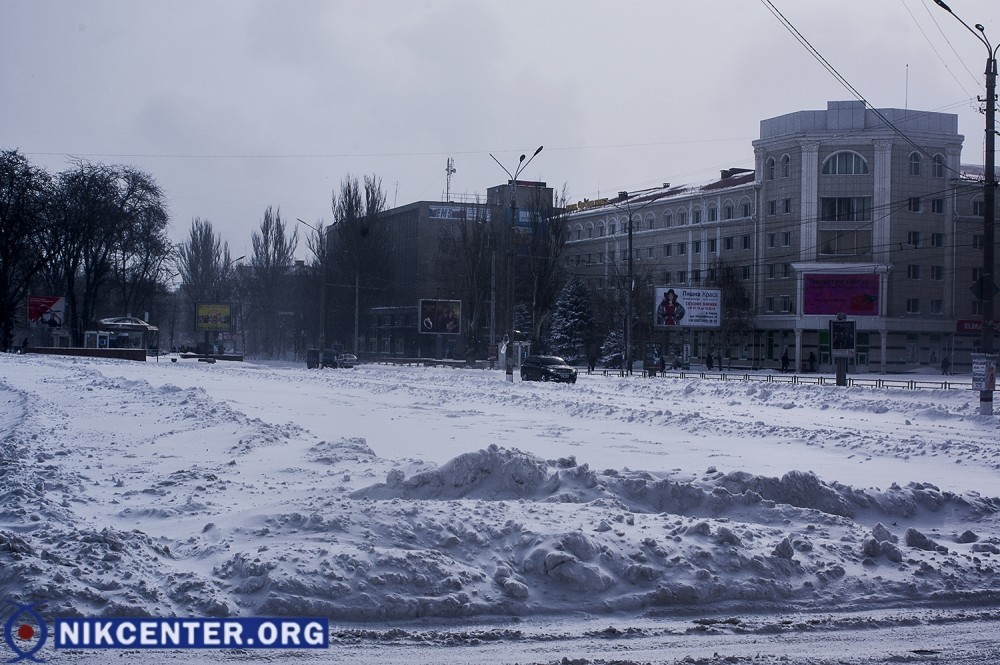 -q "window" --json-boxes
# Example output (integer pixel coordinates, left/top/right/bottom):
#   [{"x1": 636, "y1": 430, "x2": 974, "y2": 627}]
[
  {"x1": 709, "y1": 238, "x2": 717, "y2": 253},
  {"x1": 782, "y1": 231, "x2": 791, "y2": 246},
  {"x1": 766, "y1": 157, "x2": 775, "y2": 180},
  {"x1": 930, "y1": 299, "x2": 944, "y2": 315},
  {"x1": 724, "y1": 205, "x2": 733, "y2": 220},
  {"x1": 647, "y1": 215, "x2": 655, "y2": 231},
  {"x1": 708, "y1": 206, "x2": 717, "y2": 222},
  {"x1": 724, "y1": 236, "x2": 734, "y2": 251},
  {"x1": 909, "y1": 152, "x2": 922, "y2": 176},
  {"x1": 646, "y1": 247, "x2": 653, "y2": 259},
  {"x1": 586, "y1": 227, "x2": 593, "y2": 239},
  {"x1": 820, "y1": 197, "x2": 871, "y2": 221},
  {"x1": 575, "y1": 228, "x2": 582, "y2": 241},
  {"x1": 973, "y1": 234, "x2": 984, "y2": 250},
  {"x1": 819, "y1": 229, "x2": 872, "y2": 256},
  {"x1": 663, "y1": 271, "x2": 671, "y2": 283},
  {"x1": 908, "y1": 231, "x2": 921, "y2": 247},
  {"x1": 664, "y1": 213, "x2": 672, "y2": 227},
  {"x1": 783, "y1": 198, "x2": 791, "y2": 214},
  {"x1": 742, "y1": 234, "x2": 751, "y2": 250},
  {"x1": 609, "y1": 223, "x2": 616, "y2": 235},
  {"x1": 781, "y1": 154, "x2": 790, "y2": 178},
  {"x1": 692, "y1": 269, "x2": 701, "y2": 283},
  {"x1": 765, "y1": 296, "x2": 775, "y2": 312},
  {"x1": 768, "y1": 233, "x2": 776, "y2": 248},
  {"x1": 931, "y1": 265, "x2": 943, "y2": 280},
  {"x1": 781, "y1": 295, "x2": 792, "y2": 312},
  {"x1": 908, "y1": 197, "x2": 922, "y2": 213},
  {"x1": 931, "y1": 198, "x2": 944, "y2": 214},
  {"x1": 597, "y1": 223, "x2": 605, "y2": 237},
  {"x1": 678, "y1": 242, "x2": 686, "y2": 255},
  {"x1": 708, "y1": 267, "x2": 717, "y2": 282},
  {"x1": 677, "y1": 270, "x2": 687, "y2": 283},
  {"x1": 822, "y1": 151, "x2": 870, "y2": 174},
  {"x1": 907, "y1": 264, "x2": 921, "y2": 279},
  {"x1": 741, "y1": 265, "x2": 751, "y2": 280},
  {"x1": 663, "y1": 244, "x2": 672, "y2": 257},
  {"x1": 932, "y1": 154, "x2": 946, "y2": 177},
  {"x1": 973, "y1": 199, "x2": 986, "y2": 217},
  {"x1": 931, "y1": 233, "x2": 944, "y2": 247},
  {"x1": 693, "y1": 240, "x2": 701, "y2": 254},
  {"x1": 768, "y1": 200, "x2": 777, "y2": 216},
  {"x1": 597, "y1": 252, "x2": 603, "y2": 264},
  {"x1": 783, "y1": 263, "x2": 791, "y2": 279},
  {"x1": 677, "y1": 211, "x2": 687, "y2": 226},
  {"x1": 742, "y1": 202, "x2": 752, "y2": 218},
  {"x1": 608, "y1": 249, "x2": 615, "y2": 262},
  {"x1": 767, "y1": 264, "x2": 776, "y2": 279},
  {"x1": 906, "y1": 299, "x2": 920, "y2": 314},
  {"x1": 693, "y1": 209, "x2": 702, "y2": 224}
]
